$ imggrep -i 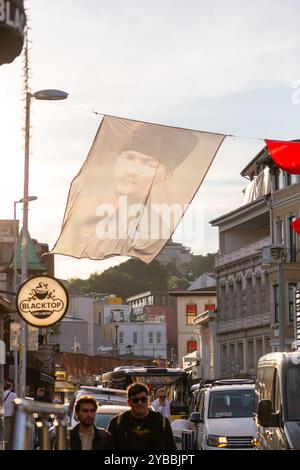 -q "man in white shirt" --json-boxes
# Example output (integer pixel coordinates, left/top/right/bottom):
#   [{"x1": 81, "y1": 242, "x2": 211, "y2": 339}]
[
  {"x1": 4, "y1": 382, "x2": 17, "y2": 449},
  {"x1": 151, "y1": 387, "x2": 172, "y2": 421}
]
